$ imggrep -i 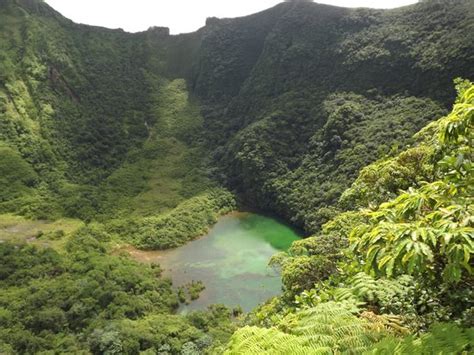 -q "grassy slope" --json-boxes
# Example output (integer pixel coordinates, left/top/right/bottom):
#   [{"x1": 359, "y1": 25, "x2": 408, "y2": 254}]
[{"x1": 99, "y1": 79, "x2": 213, "y2": 219}]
